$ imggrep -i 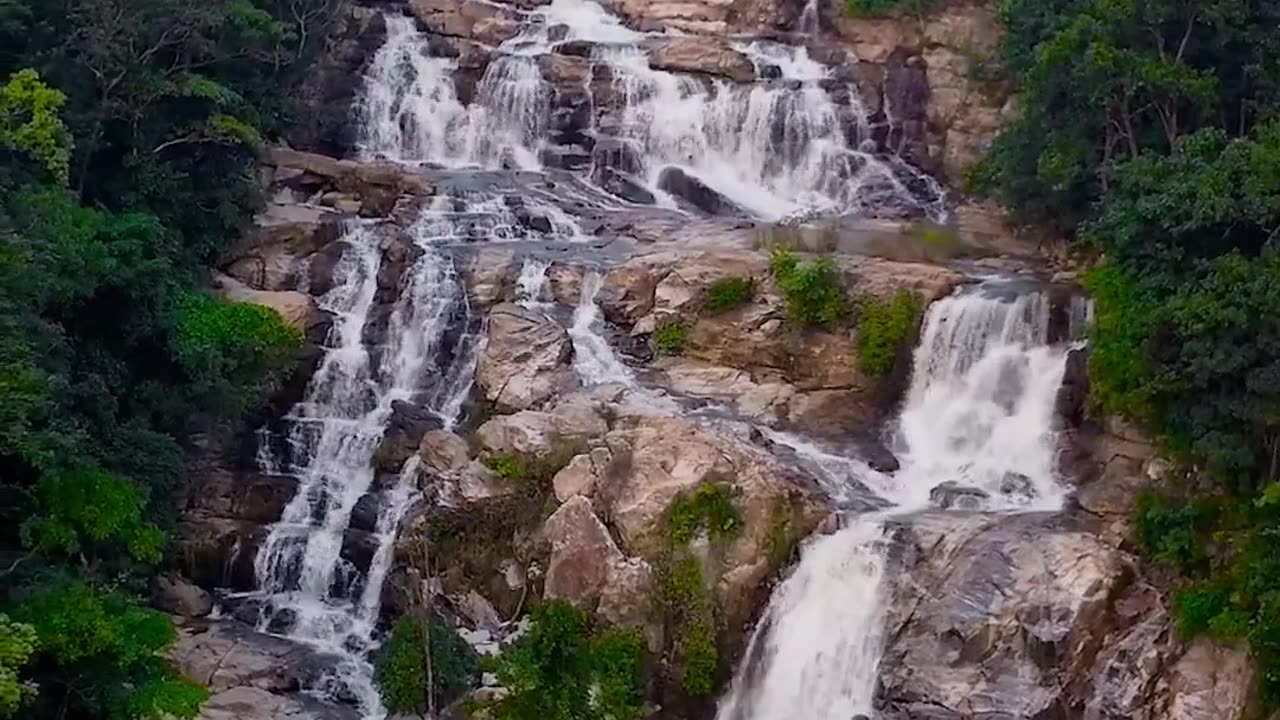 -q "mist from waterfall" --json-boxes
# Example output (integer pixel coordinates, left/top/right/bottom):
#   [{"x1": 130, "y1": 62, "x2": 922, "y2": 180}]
[{"x1": 717, "y1": 283, "x2": 1073, "y2": 720}]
